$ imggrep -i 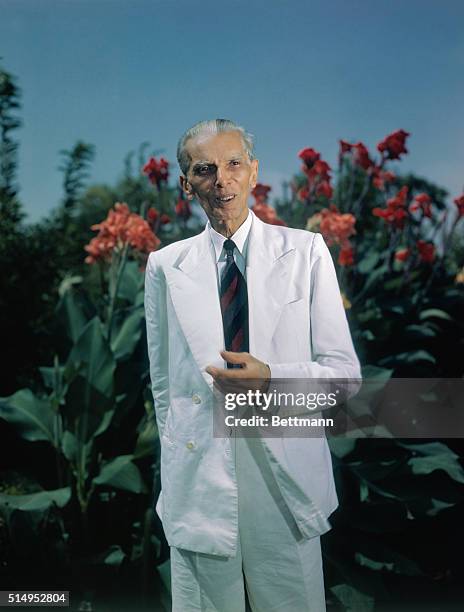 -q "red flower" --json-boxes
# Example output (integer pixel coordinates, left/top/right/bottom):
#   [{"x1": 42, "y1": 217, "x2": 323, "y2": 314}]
[
  {"x1": 409, "y1": 193, "x2": 432, "y2": 218},
  {"x1": 147, "y1": 207, "x2": 171, "y2": 229},
  {"x1": 315, "y1": 180, "x2": 333, "y2": 199},
  {"x1": 84, "y1": 202, "x2": 160, "y2": 264},
  {"x1": 453, "y1": 194, "x2": 464, "y2": 217},
  {"x1": 319, "y1": 204, "x2": 356, "y2": 246},
  {"x1": 395, "y1": 248, "x2": 411, "y2": 262},
  {"x1": 372, "y1": 186, "x2": 409, "y2": 229},
  {"x1": 339, "y1": 140, "x2": 353, "y2": 154},
  {"x1": 252, "y1": 202, "x2": 287, "y2": 226},
  {"x1": 353, "y1": 142, "x2": 373, "y2": 170},
  {"x1": 338, "y1": 245, "x2": 354, "y2": 266},
  {"x1": 416, "y1": 240, "x2": 435, "y2": 263},
  {"x1": 377, "y1": 129, "x2": 410, "y2": 160},
  {"x1": 297, "y1": 185, "x2": 310, "y2": 202},
  {"x1": 142, "y1": 156, "x2": 169, "y2": 188},
  {"x1": 372, "y1": 167, "x2": 395, "y2": 190},
  {"x1": 298, "y1": 148, "x2": 320, "y2": 168},
  {"x1": 251, "y1": 183, "x2": 272, "y2": 205},
  {"x1": 175, "y1": 198, "x2": 192, "y2": 221}
]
